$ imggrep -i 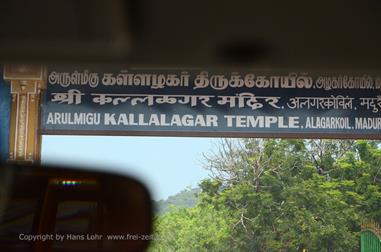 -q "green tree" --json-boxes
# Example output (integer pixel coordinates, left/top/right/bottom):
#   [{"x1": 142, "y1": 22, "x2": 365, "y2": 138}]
[
  {"x1": 149, "y1": 204, "x2": 233, "y2": 252},
  {"x1": 149, "y1": 139, "x2": 381, "y2": 251}
]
